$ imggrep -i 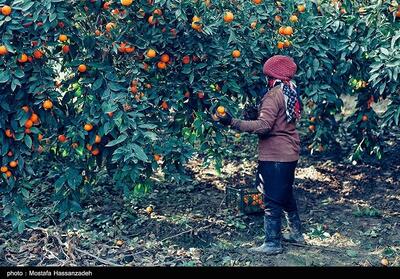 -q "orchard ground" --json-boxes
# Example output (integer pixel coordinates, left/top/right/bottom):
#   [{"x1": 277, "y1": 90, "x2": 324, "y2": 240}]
[{"x1": 1, "y1": 127, "x2": 399, "y2": 267}]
